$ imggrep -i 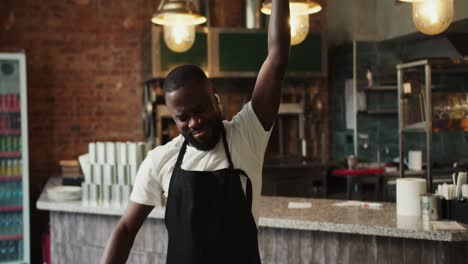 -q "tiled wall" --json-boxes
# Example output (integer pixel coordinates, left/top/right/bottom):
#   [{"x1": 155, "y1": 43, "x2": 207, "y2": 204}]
[
  {"x1": 329, "y1": 40, "x2": 468, "y2": 165},
  {"x1": 329, "y1": 41, "x2": 400, "y2": 163}
]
